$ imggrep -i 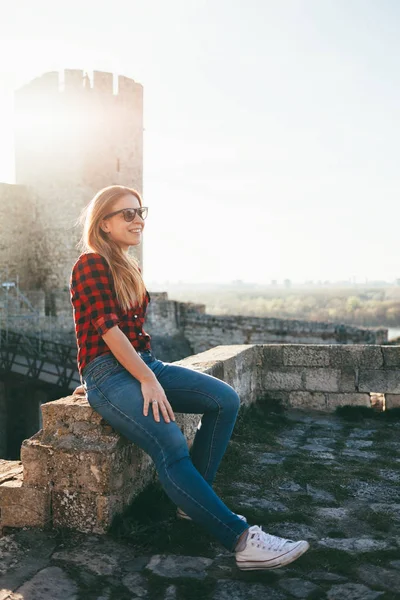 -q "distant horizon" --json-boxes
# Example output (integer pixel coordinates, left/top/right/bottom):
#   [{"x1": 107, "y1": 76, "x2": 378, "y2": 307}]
[{"x1": 147, "y1": 278, "x2": 400, "y2": 287}]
